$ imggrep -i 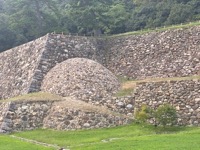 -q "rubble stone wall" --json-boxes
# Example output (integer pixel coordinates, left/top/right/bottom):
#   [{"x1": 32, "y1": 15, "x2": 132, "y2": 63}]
[
  {"x1": 134, "y1": 79, "x2": 200, "y2": 126},
  {"x1": 43, "y1": 101, "x2": 131, "y2": 130},
  {"x1": 0, "y1": 102, "x2": 10, "y2": 132},
  {"x1": 0, "y1": 35, "x2": 48, "y2": 99},
  {"x1": 106, "y1": 26, "x2": 200, "y2": 79},
  {"x1": 28, "y1": 34, "x2": 104, "y2": 93},
  {"x1": 97, "y1": 96, "x2": 134, "y2": 116},
  {"x1": 0, "y1": 101, "x2": 54, "y2": 133},
  {"x1": 1, "y1": 26, "x2": 200, "y2": 99},
  {"x1": 0, "y1": 99, "x2": 132, "y2": 133},
  {"x1": 0, "y1": 34, "x2": 104, "y2": 99}
]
